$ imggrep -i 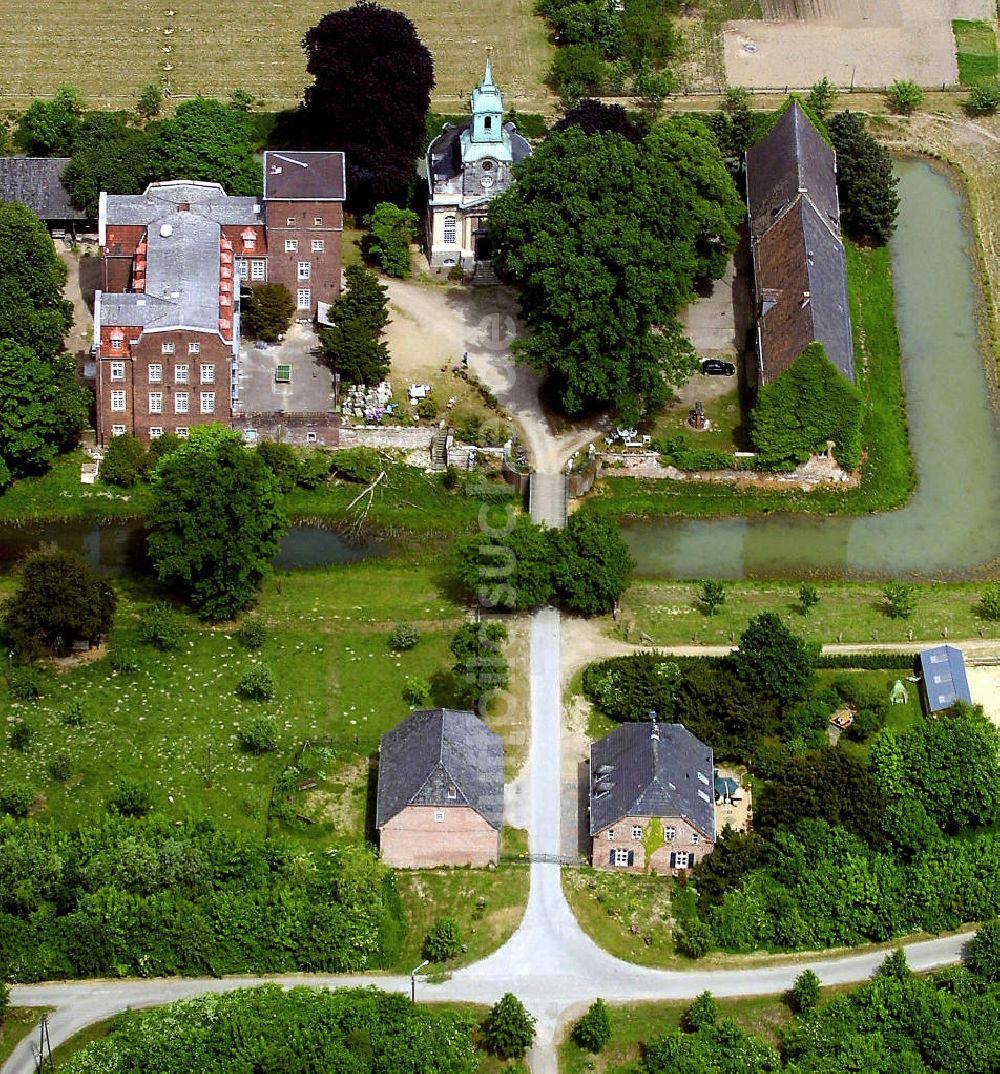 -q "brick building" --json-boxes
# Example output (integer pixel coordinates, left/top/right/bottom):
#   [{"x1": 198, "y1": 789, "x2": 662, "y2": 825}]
[
  {"x1": 376, "y1": 708, "x2": 504, "y2": 868},
  {"x1": 95, "y1": 152, "x2": 344, "y2": 444},
  {"x1": 590, "y1": 722, "x2": 716, "y2": 875}
]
